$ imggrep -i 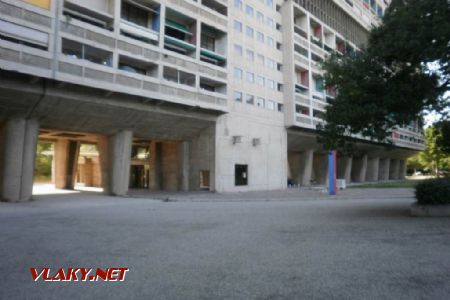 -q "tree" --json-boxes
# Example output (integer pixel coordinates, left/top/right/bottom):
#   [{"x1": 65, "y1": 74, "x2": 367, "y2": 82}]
[
  {"x1": 319, "y1": 0, "x2": 450, "y2": 152},
  {"x1": 408, "y1": 126, "x2": 450, "y2": 176}
]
